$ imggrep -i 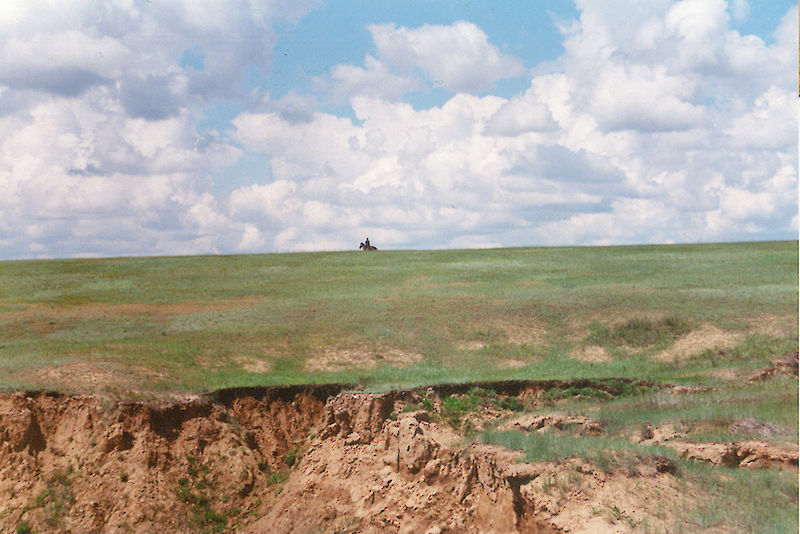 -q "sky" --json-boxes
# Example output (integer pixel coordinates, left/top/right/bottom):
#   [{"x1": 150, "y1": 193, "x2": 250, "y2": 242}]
[{"x1": 0, "y1": 0, "x2": 797, "y2": 259}]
